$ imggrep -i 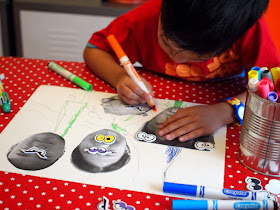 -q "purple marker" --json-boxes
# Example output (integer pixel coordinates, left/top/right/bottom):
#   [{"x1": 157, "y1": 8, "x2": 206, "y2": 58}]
[{"x1": 267, "y1": 92, "x2": 278, "y2": 103}]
